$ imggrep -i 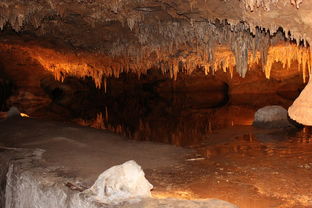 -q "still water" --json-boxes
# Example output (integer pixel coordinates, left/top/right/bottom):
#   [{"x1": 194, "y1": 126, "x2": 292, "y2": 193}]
[{"x1": 73, "y1": 92, "x2": 291, "y2": 147}]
